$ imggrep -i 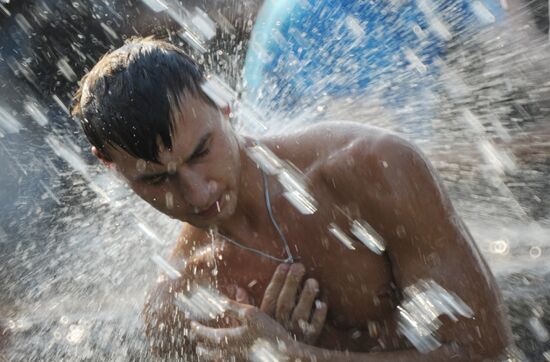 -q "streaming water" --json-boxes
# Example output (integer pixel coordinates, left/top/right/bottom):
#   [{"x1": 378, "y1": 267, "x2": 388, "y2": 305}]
[{"x1": 0, "y1": 0, "x2": 549, "y2": 360}]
